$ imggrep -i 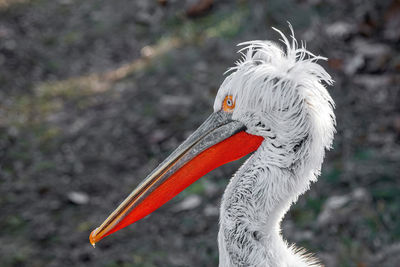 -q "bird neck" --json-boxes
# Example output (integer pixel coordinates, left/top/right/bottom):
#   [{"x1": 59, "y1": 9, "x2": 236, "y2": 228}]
[{"x1": 217, "y1": 143, "x2": 320, "y2": 267}]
